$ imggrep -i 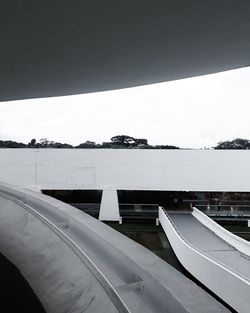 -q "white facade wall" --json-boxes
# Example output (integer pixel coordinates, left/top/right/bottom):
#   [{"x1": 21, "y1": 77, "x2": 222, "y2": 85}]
[{"x1": 0, "y1": 149, "x2": 250, "y2": 191}]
